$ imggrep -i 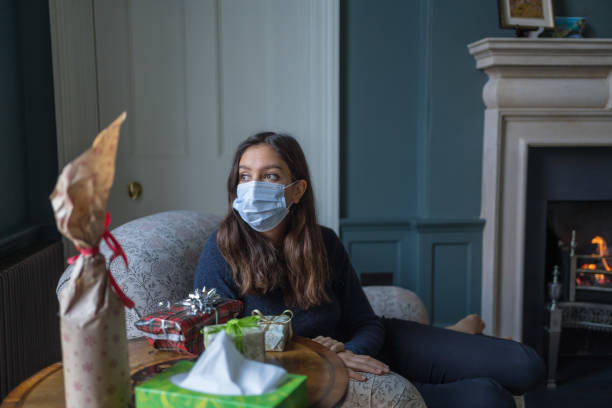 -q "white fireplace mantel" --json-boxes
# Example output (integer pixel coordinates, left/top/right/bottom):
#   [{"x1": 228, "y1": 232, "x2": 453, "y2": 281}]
[{"x1": 468, "y1": 38, "x2": 612, "y2": 340}]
